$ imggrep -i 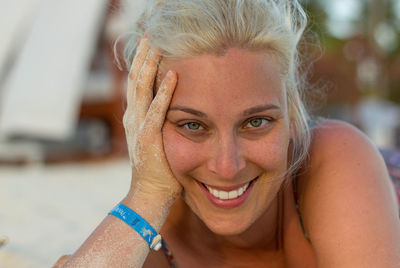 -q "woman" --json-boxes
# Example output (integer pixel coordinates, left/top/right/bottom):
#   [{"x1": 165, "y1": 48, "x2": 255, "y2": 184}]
[{"x1": 54, "y1": 0, "x2": 400, "y2": 267}]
